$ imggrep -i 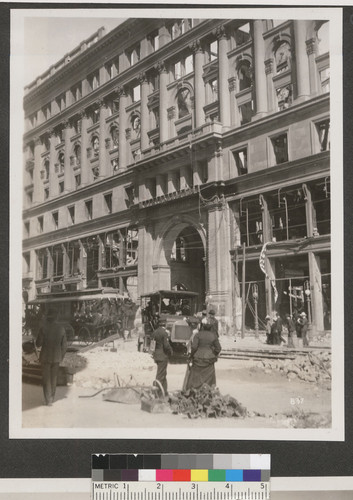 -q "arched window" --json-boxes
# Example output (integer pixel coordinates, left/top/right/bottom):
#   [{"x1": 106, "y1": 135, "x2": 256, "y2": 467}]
[
  {"x1": 275, "y1": 41, "x2": 291, "y2": 74},
  {"x1": 131, "y1": 113, "x2": 141, "y2": 138},
  {"x1": 92, "y1": 136, "x2": 99, "y2": 156},
  {"x1": 177, "y1": 87, "x2": 192, "y2": 118},
  {"x1": 110, "y1": 124, "x2": 119, "y2": 147},
  {"x1": 238, "y1": 61, "x2": 252, "y2": 91},
  {"x1": 74, "y1": 144, "x2": 81, "y2": 166},
  {"x1": 44, "y1": 159, "x2": 50, "y2": 180},
  {"x1": 316, "y1": 22, "x2": 329, "y2": 55},
  {"x1": 58, "y1": 151, "x2": 65, "y2": 173}
]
